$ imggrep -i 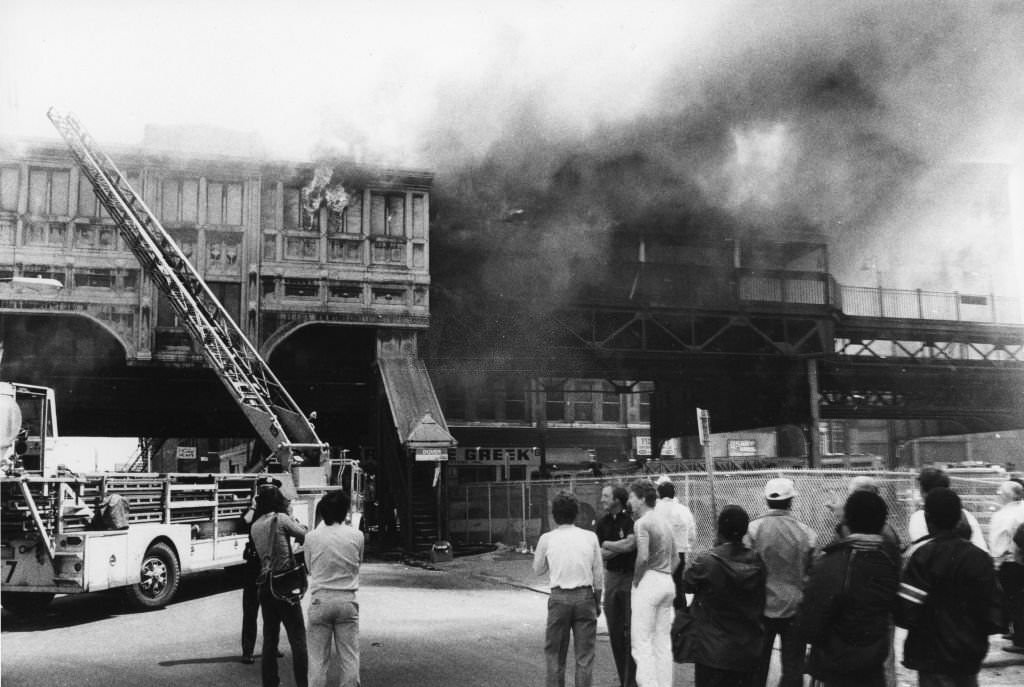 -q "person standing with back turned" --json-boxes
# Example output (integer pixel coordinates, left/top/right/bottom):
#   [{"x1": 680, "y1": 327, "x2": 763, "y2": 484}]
[
  {"x1": 305, "y1": 490, "x2": 364, "y2": 687},
  {"x1": 533, "y1": 491, "x2": 604, "y2": 687},
  {"x1": 744, "y1": 477, "x2": 816, "y2": 687}
]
